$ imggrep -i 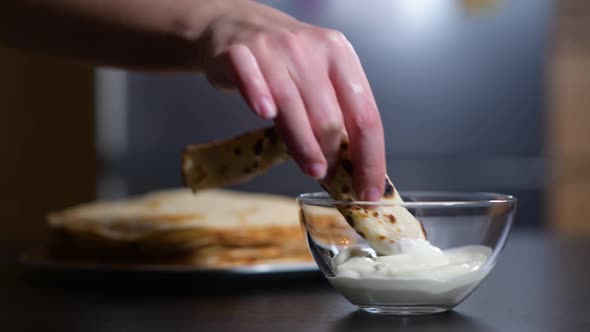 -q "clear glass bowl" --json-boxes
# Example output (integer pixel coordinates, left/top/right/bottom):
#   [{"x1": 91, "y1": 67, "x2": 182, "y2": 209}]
[{"x1": 297, "y1": 191, "x2": 516, "y2": 315}]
